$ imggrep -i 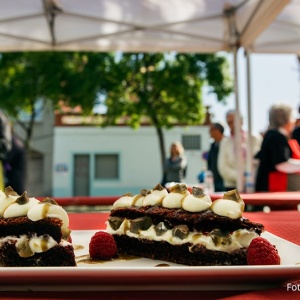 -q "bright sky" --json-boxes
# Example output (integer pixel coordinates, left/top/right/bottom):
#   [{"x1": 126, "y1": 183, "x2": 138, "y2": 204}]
[
  {"x1": 94, "y1": 51, "x2": 300, "y2": 136},
  {"x1": 205, "y1": 51, "x2": 300, "y2": 136}
]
